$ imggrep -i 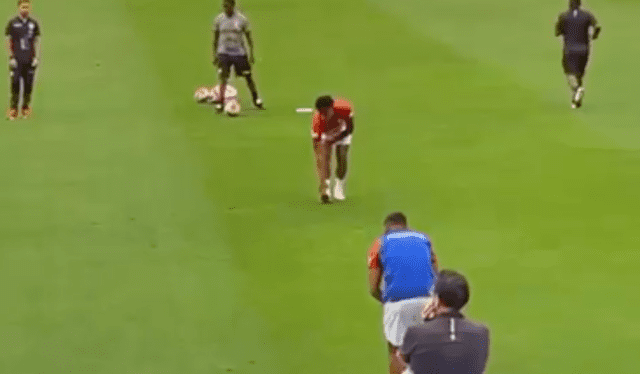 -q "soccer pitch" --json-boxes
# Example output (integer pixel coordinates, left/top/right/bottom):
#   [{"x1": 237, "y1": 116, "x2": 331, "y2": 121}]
[{"x1": 1, "y1": 0, "x2": 639, "y2": 372}]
